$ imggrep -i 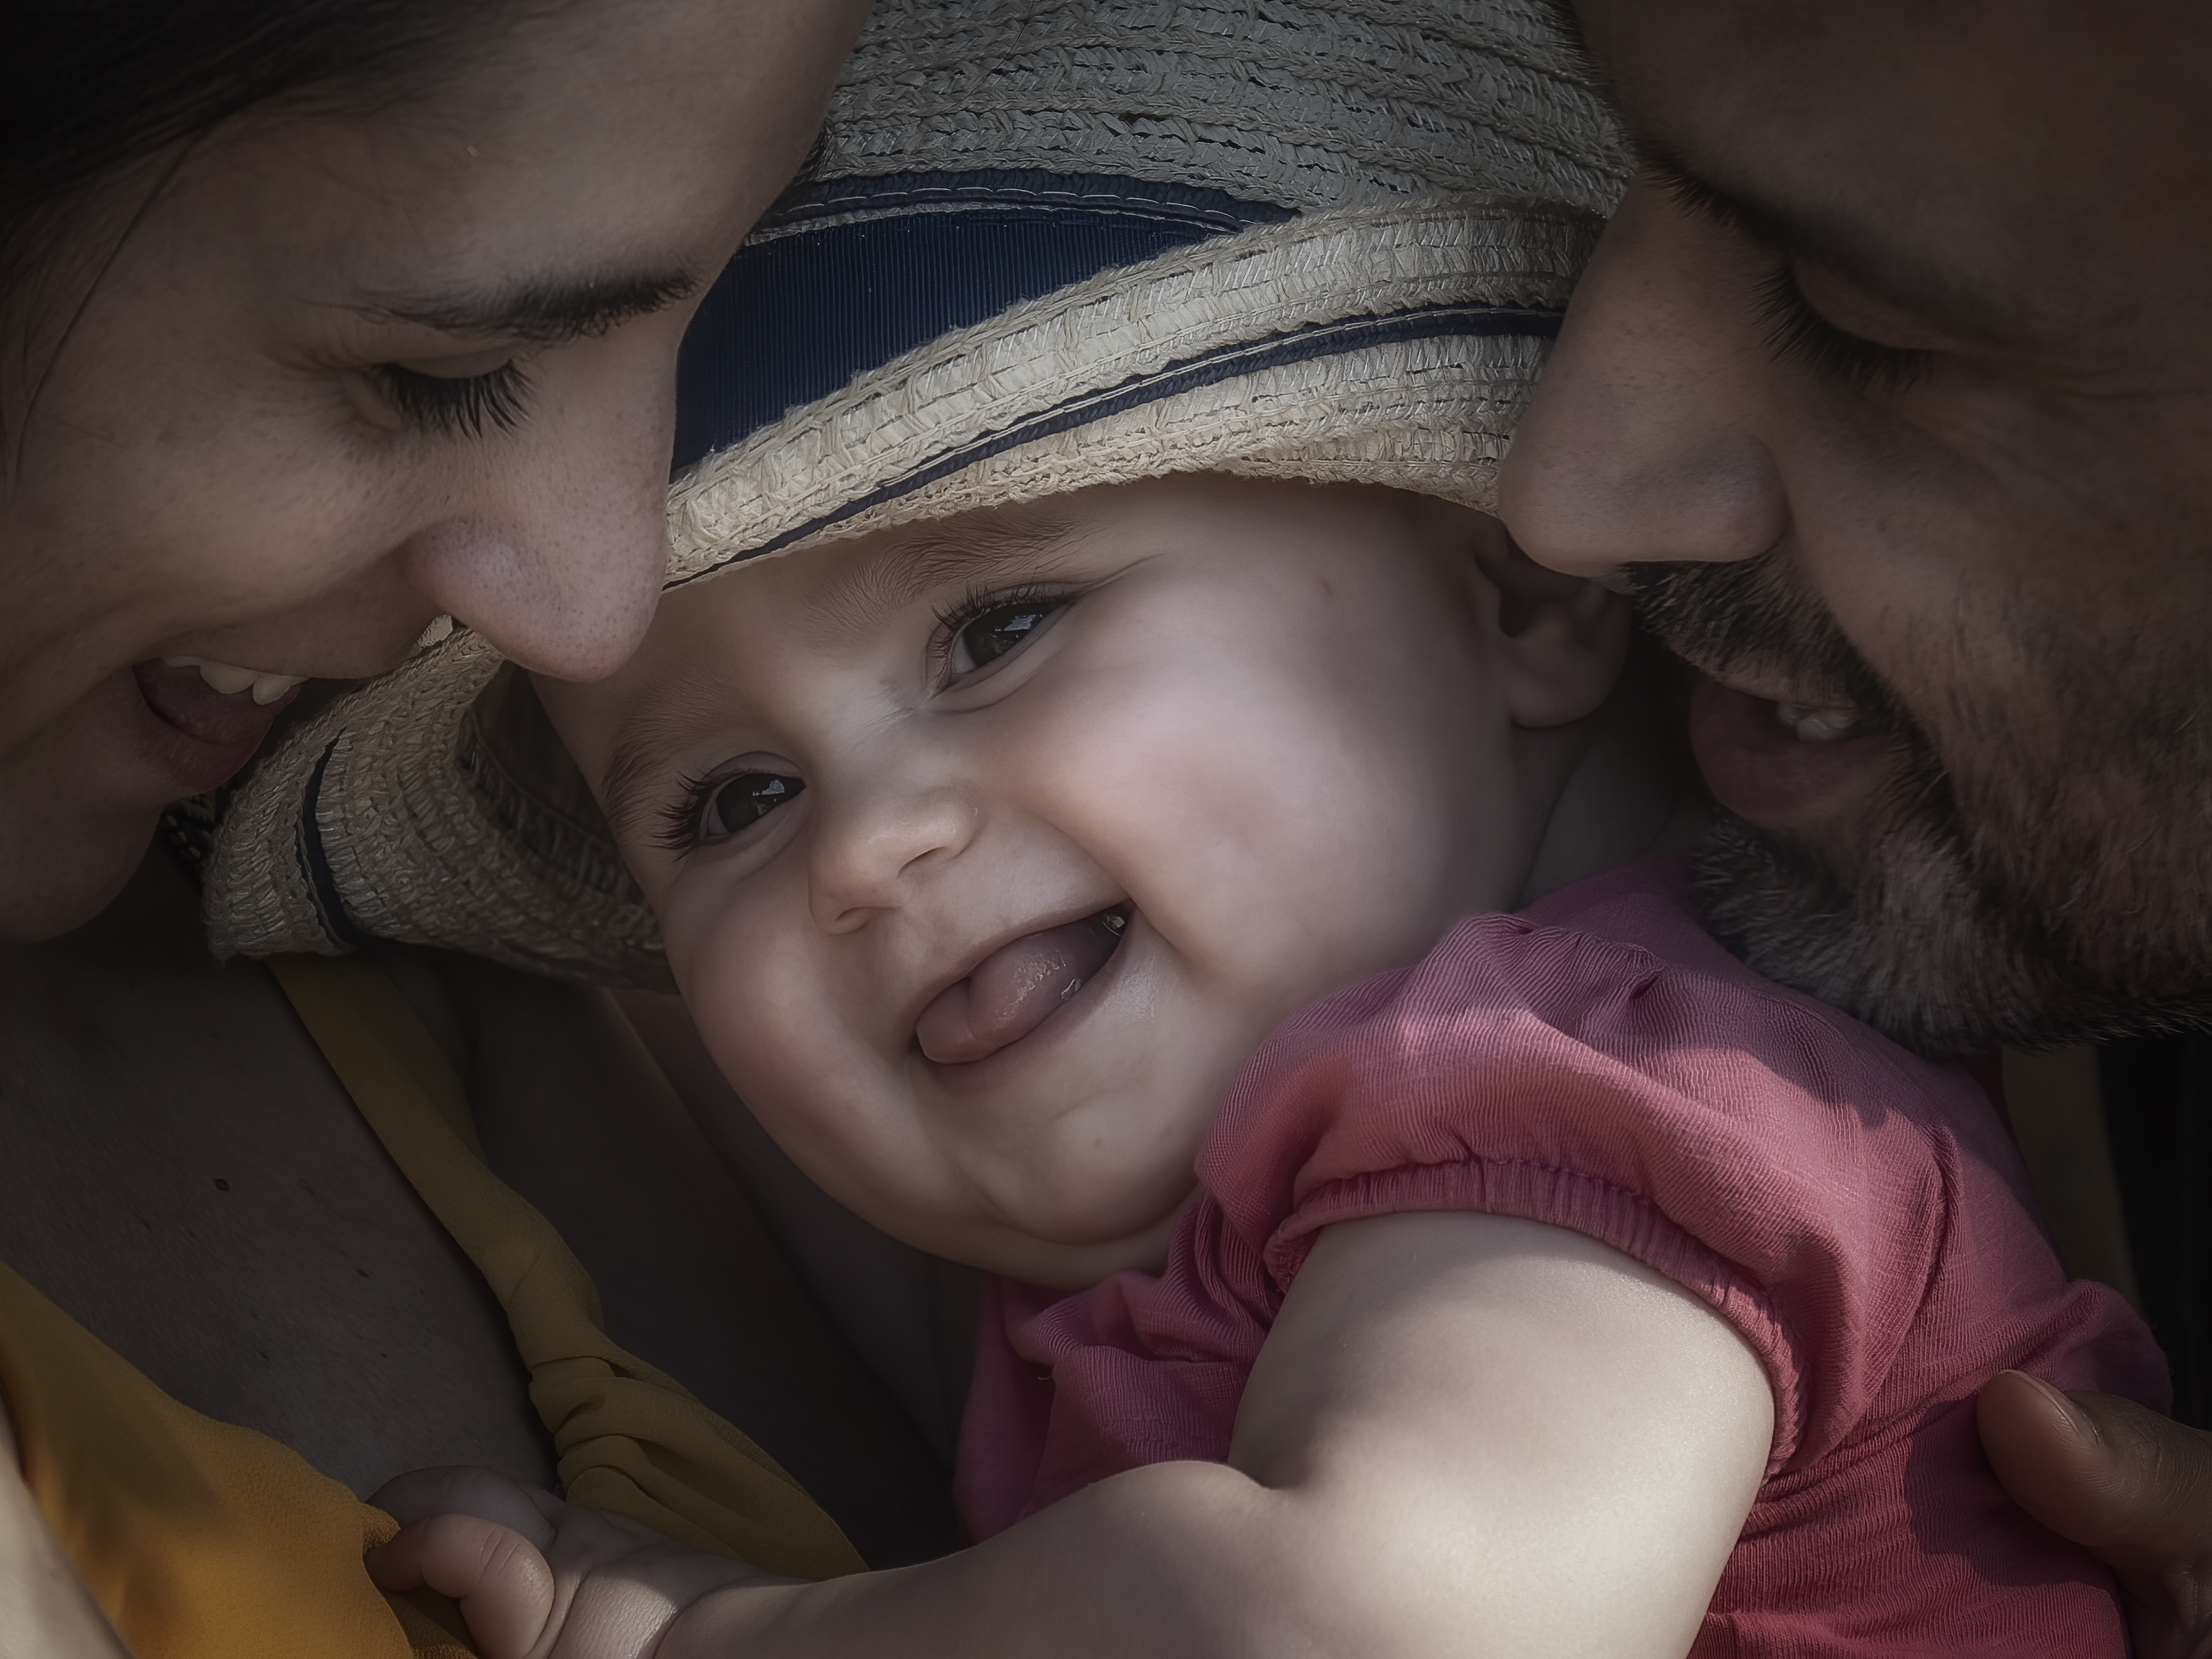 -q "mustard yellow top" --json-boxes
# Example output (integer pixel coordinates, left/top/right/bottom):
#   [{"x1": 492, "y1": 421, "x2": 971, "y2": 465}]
[{"x1": 0, "y1": 952, "x2": 861, "y2": 1659}]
